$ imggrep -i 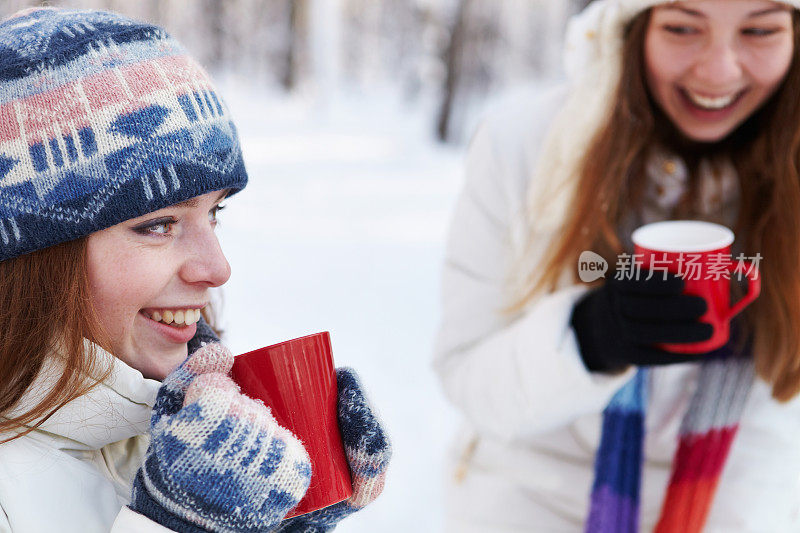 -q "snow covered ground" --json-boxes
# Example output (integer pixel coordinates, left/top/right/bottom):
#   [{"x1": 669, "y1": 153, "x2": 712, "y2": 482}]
[{"x1": 215, "y1": 82, "x2": 465, "y2": 532}]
